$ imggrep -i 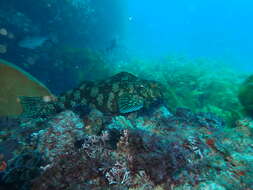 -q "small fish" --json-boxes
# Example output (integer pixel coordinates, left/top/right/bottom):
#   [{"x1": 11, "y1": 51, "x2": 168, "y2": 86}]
[
  {"x1": 20, "y1": 72, "x2": 164, "y2": 117},
  {"x1": 18, "y1": 36, "x2": 48, "y2": 49}
]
